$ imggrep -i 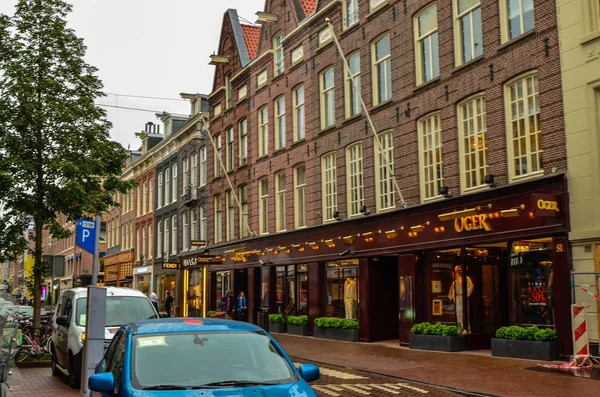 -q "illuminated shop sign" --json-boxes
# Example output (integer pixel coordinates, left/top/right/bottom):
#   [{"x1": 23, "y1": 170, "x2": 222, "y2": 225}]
[
  {"x1": 162, "y1": 262, "x2": 180, "y2": 270},
  {"x1": 454, "y1": 214, "x2": 492, "y2": 233},
  {"x1": 531, "y1": 194, "x2": 560, "y2": 217}
]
